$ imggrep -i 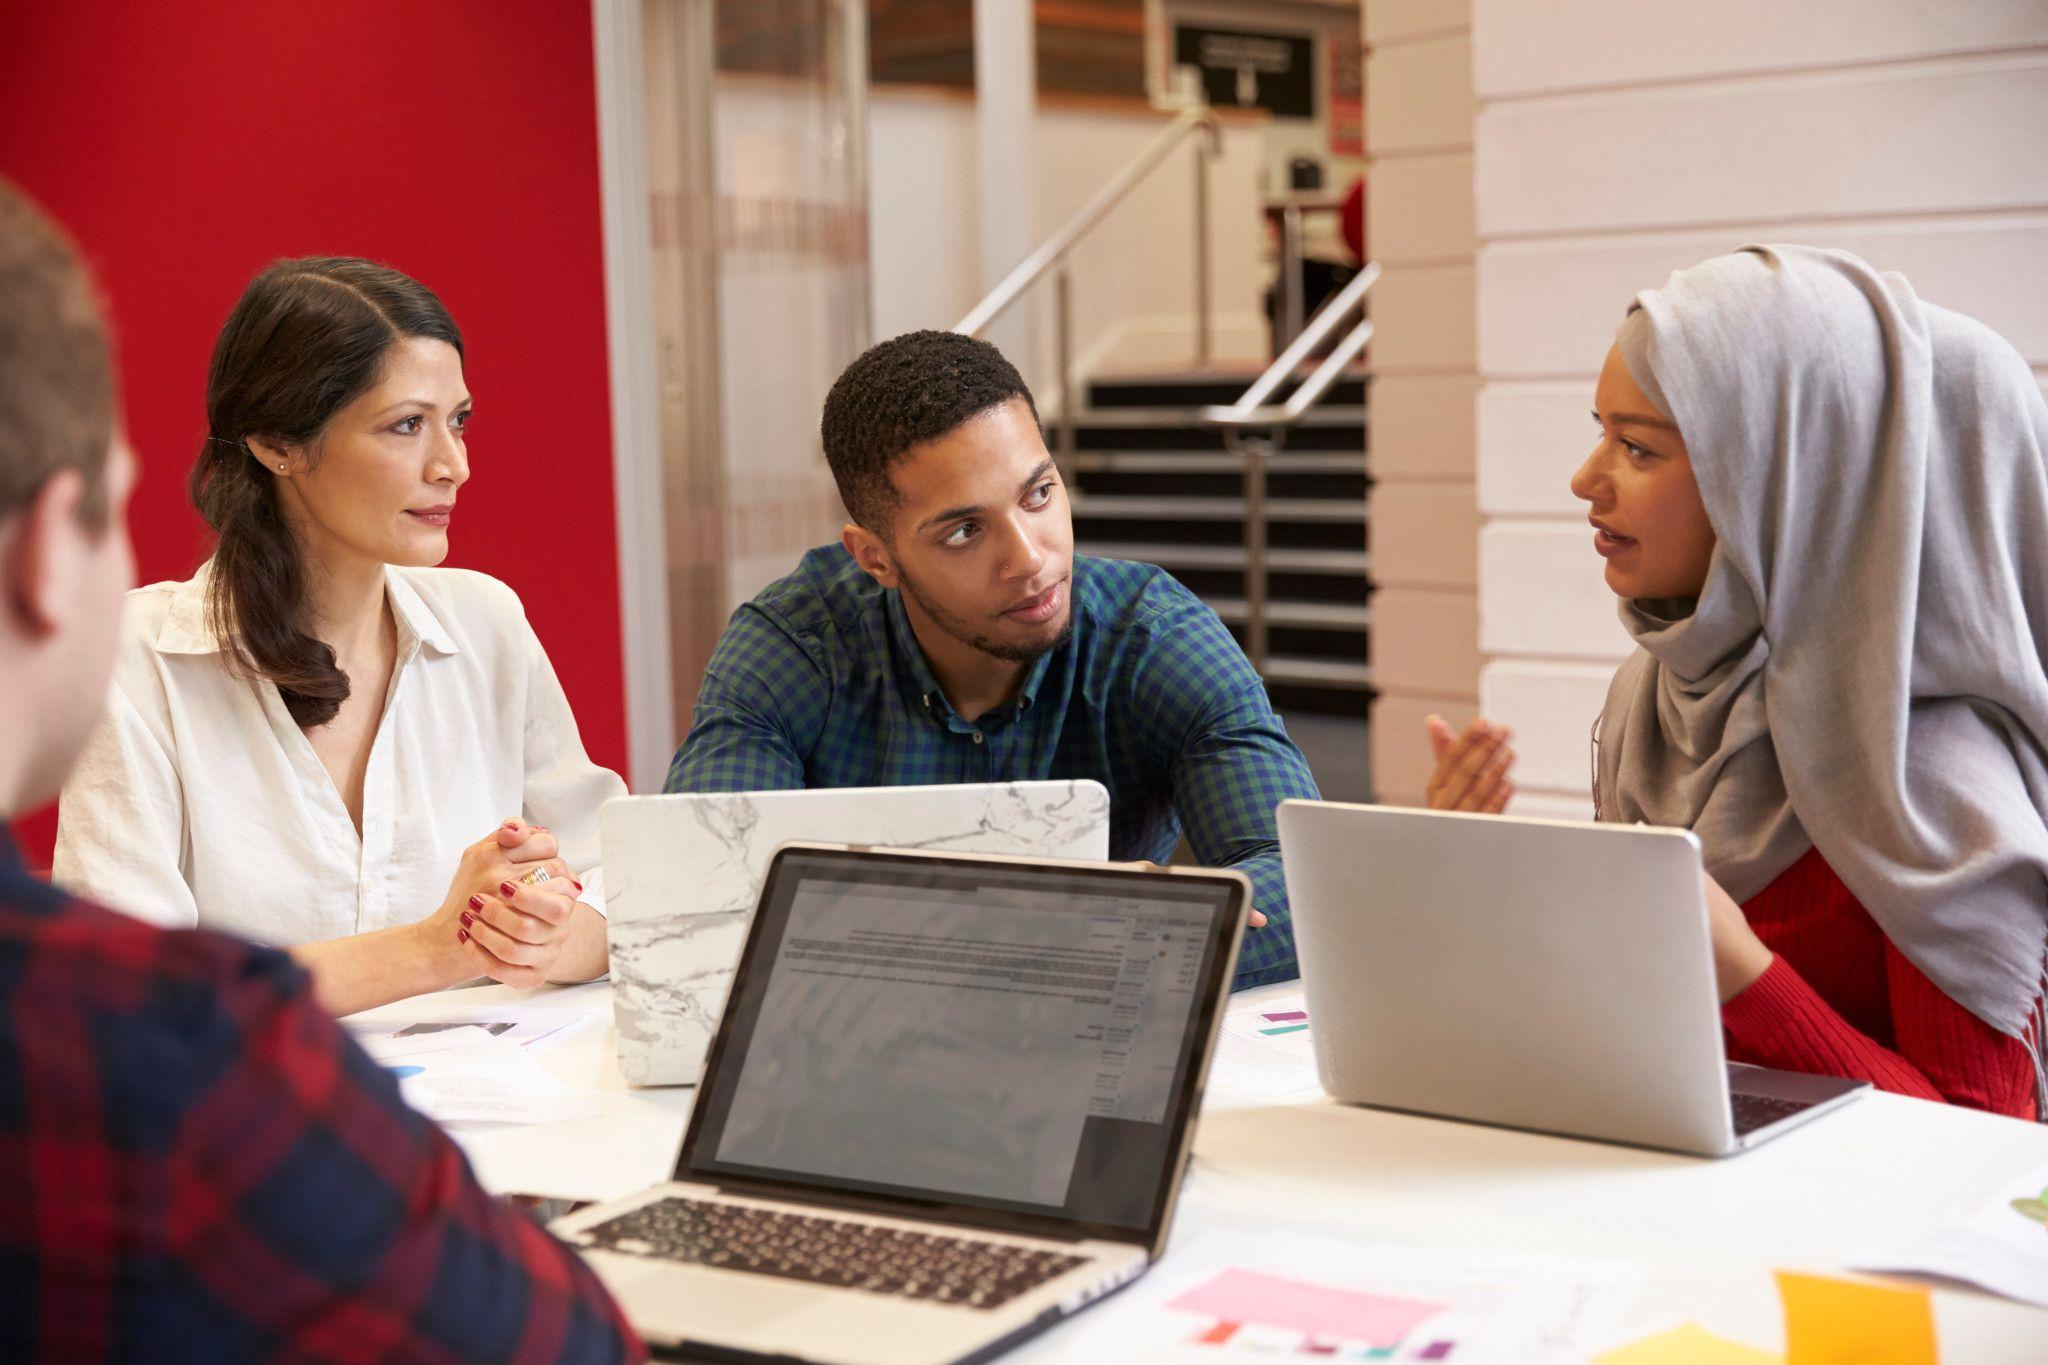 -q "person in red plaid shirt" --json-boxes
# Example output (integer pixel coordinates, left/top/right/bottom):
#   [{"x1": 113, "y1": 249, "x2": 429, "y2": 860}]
[{"x1": 0, "y1": 181, "x2": 641, "y2": 1360}]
